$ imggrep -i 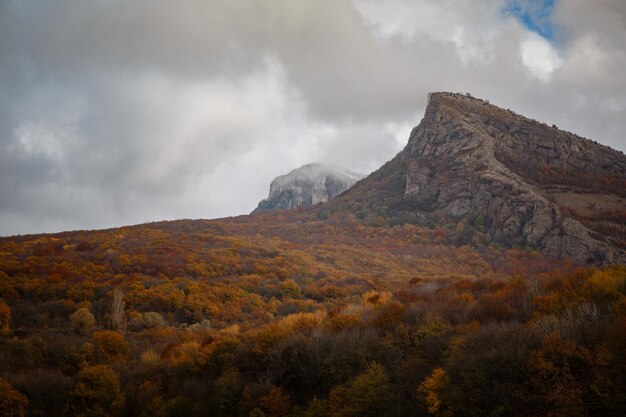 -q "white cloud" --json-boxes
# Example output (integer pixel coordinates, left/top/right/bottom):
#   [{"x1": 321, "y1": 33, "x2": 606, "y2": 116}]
[
  {"x1": 354, "y1": 0, "x2": 504, "y2": 65},
  {"x1": 520, "y1": 33, "x2": 563, "y2": 82}
]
